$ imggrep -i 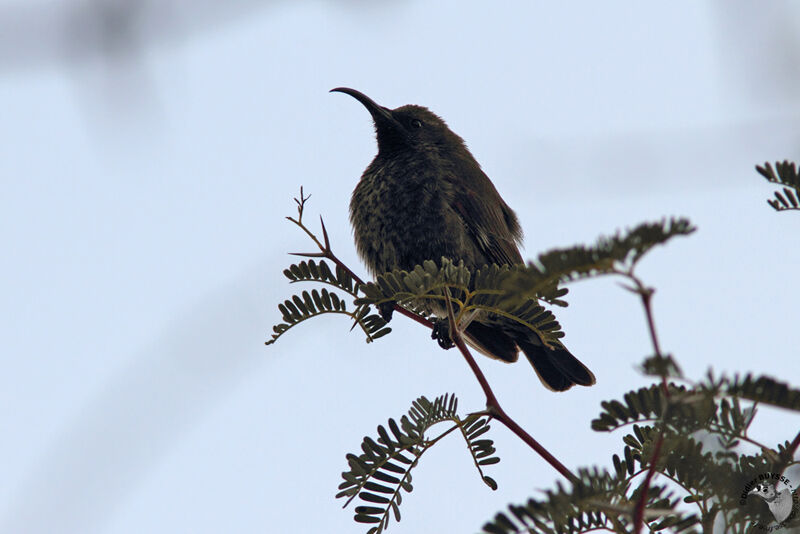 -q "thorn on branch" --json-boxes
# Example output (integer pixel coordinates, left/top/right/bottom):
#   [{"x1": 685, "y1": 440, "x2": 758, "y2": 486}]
[
  {"x1": 289, "y1": 251, "x2": 327, "y2": 257},
  {"x1": 320, "y1": 215, "x2": 331, "y2": 250},
  {"x1": 617, "y1": 281, "x2": 638, "y2": 294}
]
